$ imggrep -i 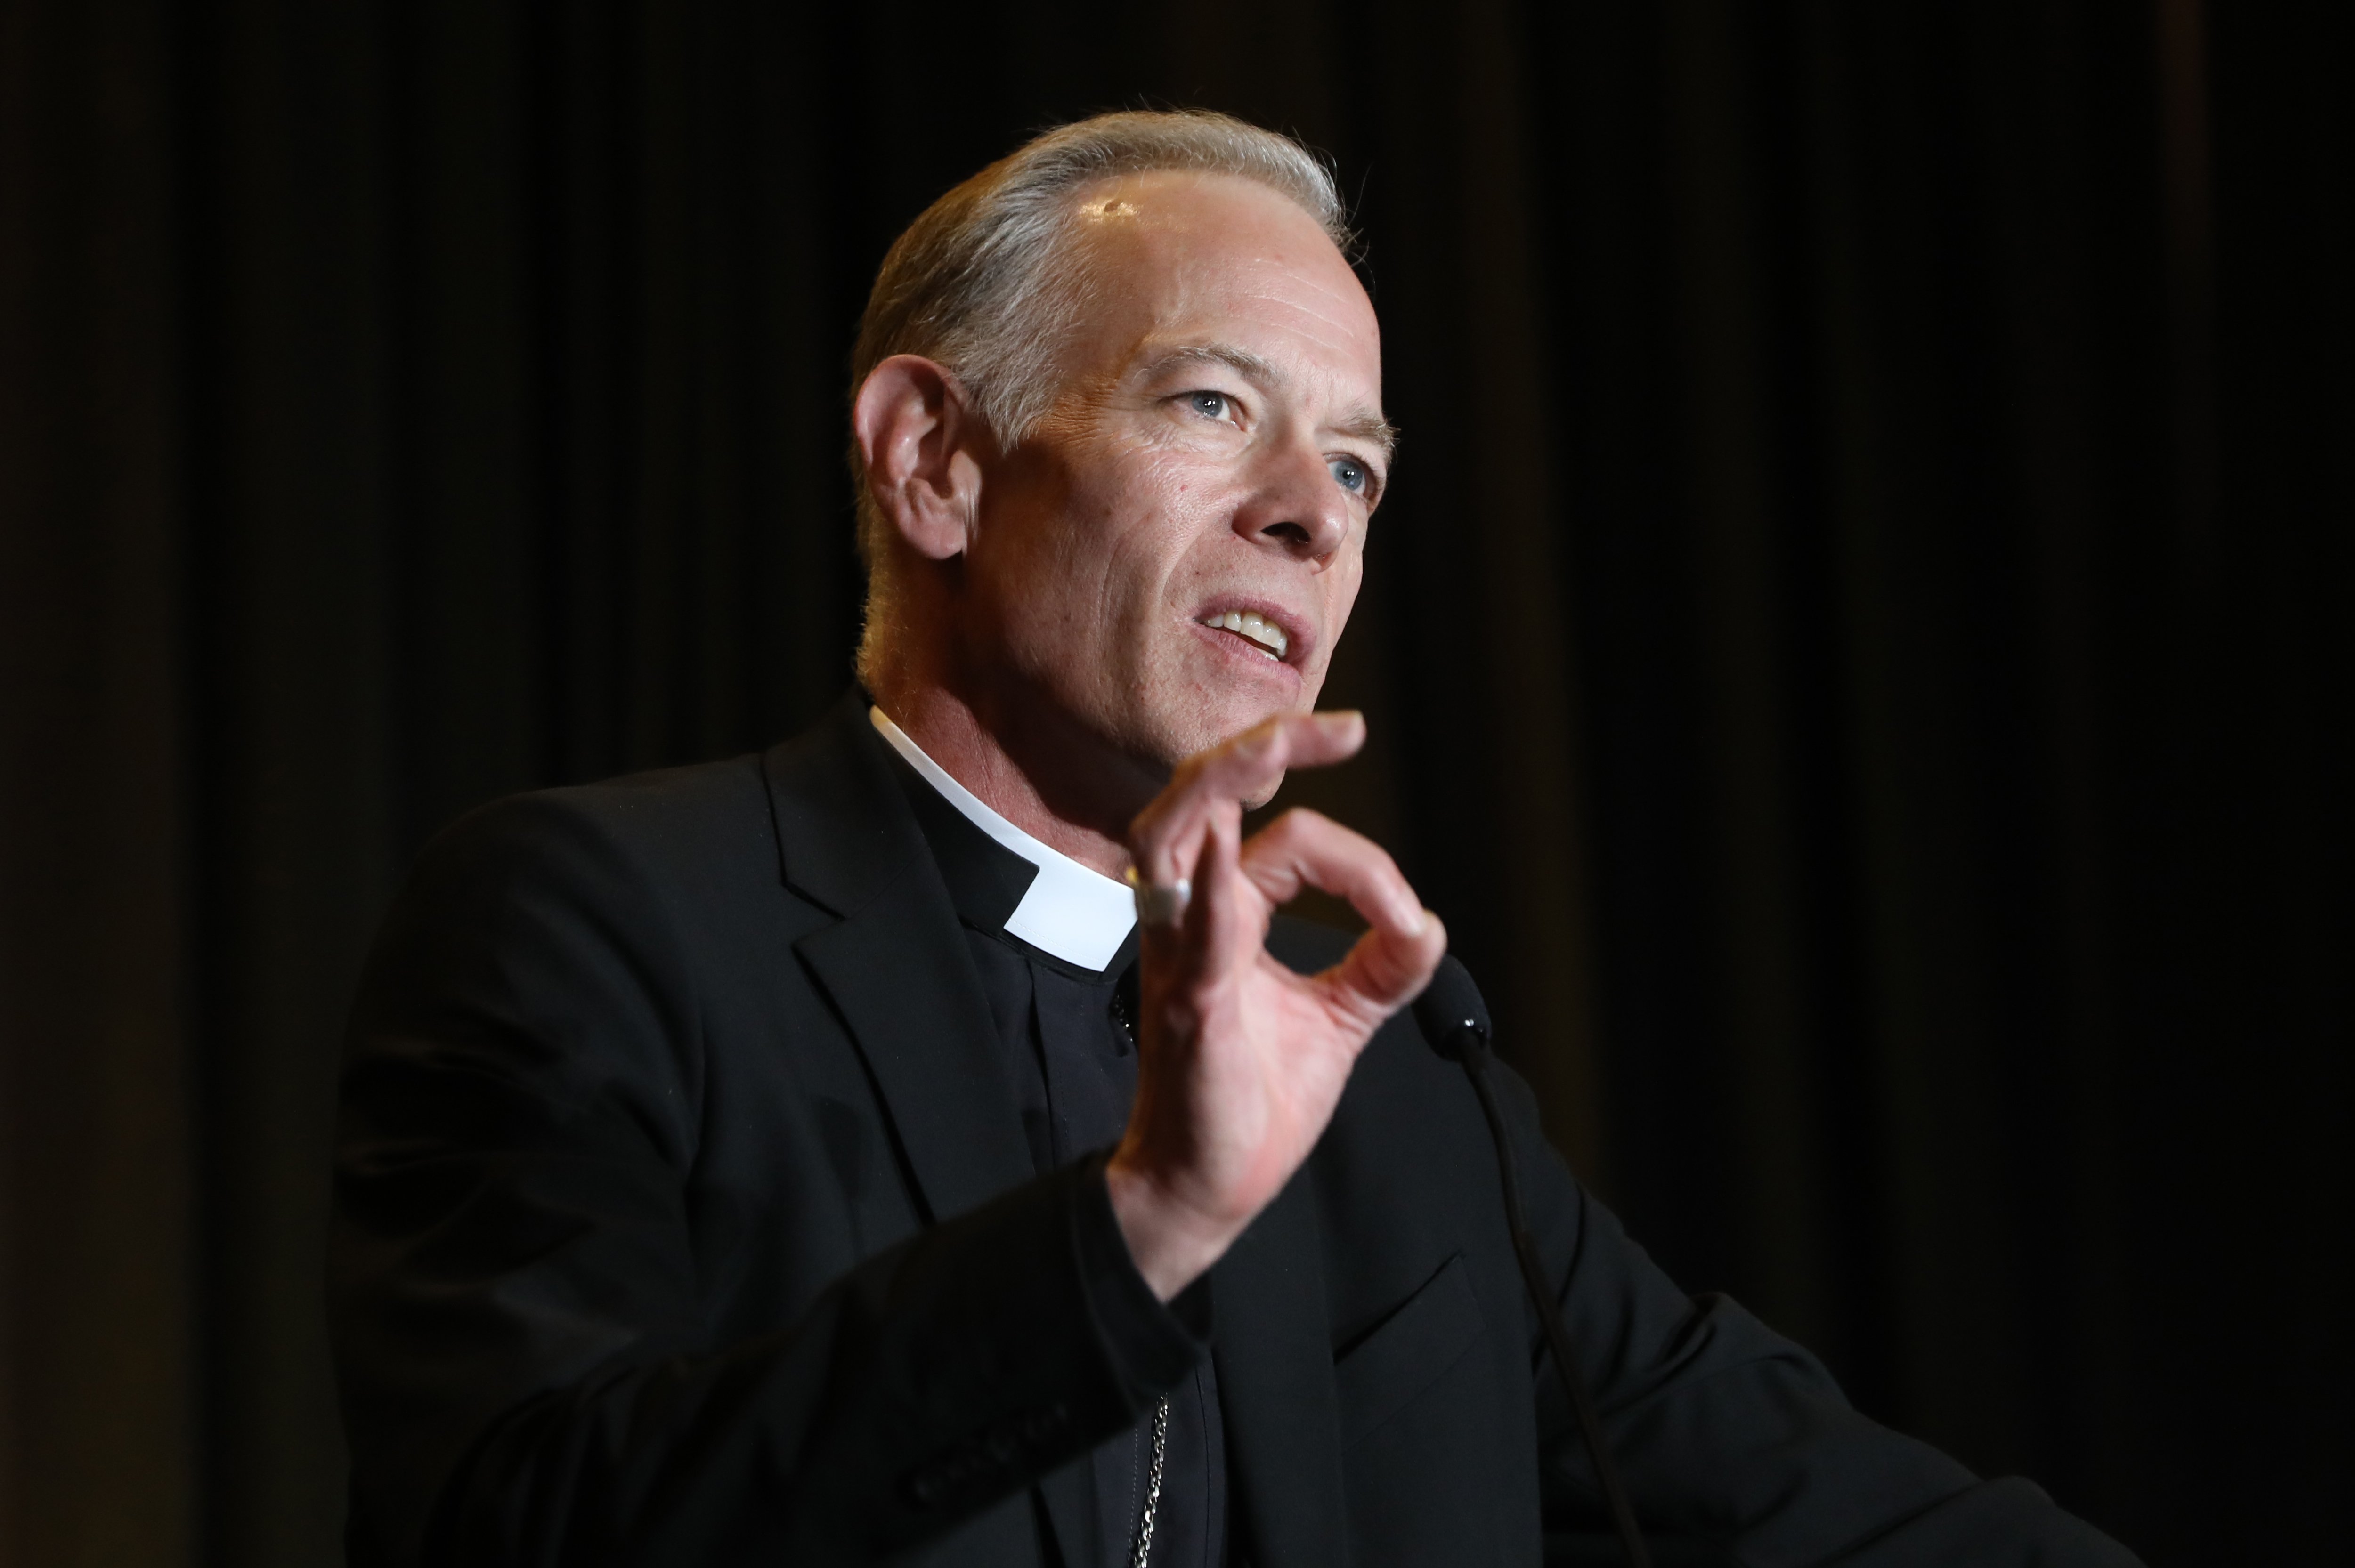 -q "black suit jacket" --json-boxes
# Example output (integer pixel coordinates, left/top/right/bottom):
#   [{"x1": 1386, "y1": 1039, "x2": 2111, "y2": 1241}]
[{"x1": 329, "y1": 693, "x2": 2141, "y2": 1568}]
